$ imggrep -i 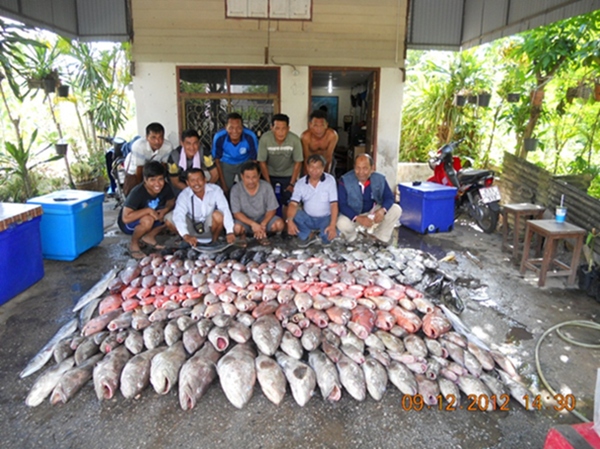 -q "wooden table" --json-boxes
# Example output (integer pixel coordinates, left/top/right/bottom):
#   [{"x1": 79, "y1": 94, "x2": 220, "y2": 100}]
[
  {"x1": 501, "y1": 203, "x2": 546, "y2": 261},
  {"x1": 519, "y1": 219, "x2": 586, "y2": 287}
]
